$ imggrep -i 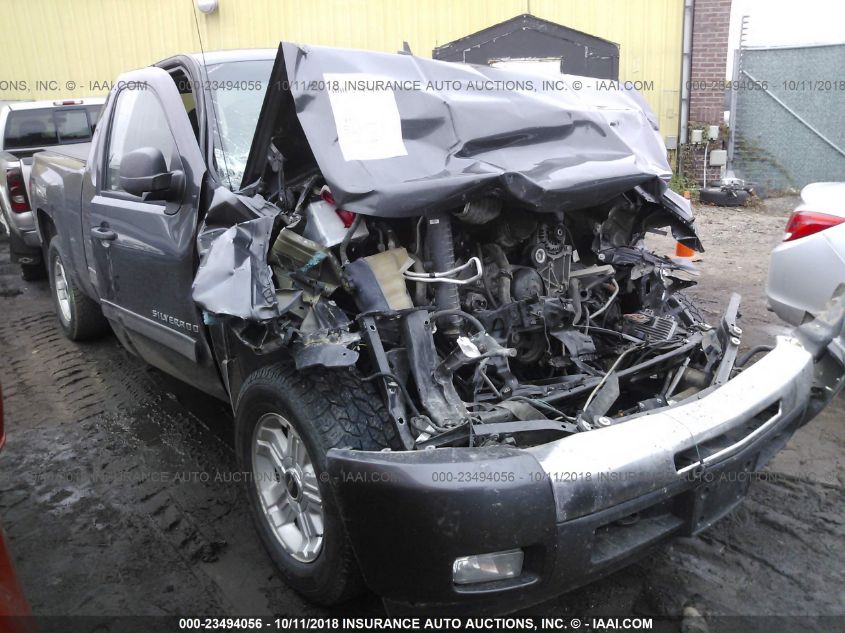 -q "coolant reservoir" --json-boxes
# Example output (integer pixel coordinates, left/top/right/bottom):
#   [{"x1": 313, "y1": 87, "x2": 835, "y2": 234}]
[{"x1": 344, "y1": 248, "x2": 414, "y2": 311}]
